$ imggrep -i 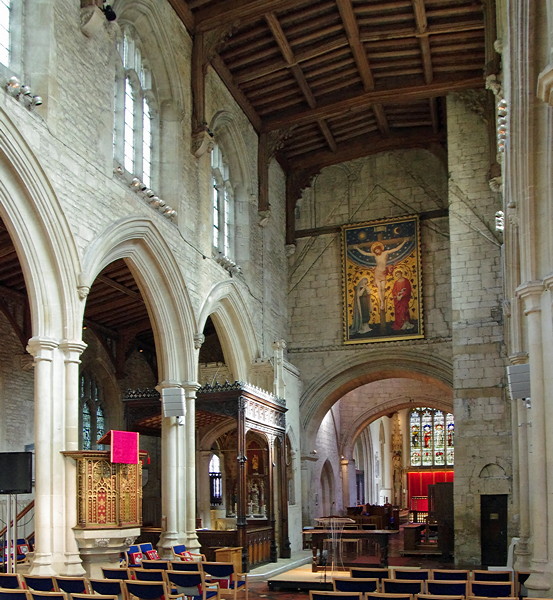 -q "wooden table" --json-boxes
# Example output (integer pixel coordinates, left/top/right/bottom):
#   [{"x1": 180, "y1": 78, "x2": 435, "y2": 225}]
[{"x1": 303, "y1": 528, "x2": 398, "y2": 571}]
